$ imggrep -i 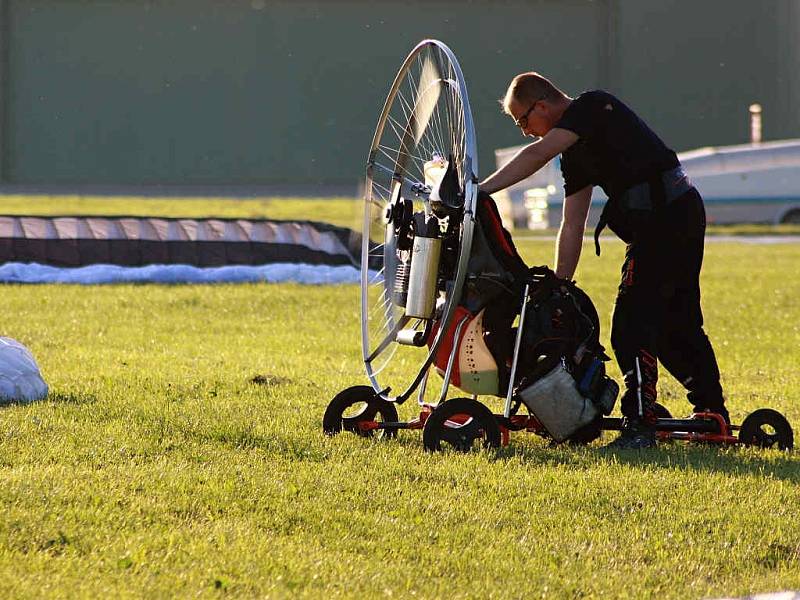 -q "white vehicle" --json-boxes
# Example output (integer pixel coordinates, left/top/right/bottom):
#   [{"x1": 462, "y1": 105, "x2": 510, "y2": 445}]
[{"x1": 495, "y1": 138, "x2": 800, "y2": 229}]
